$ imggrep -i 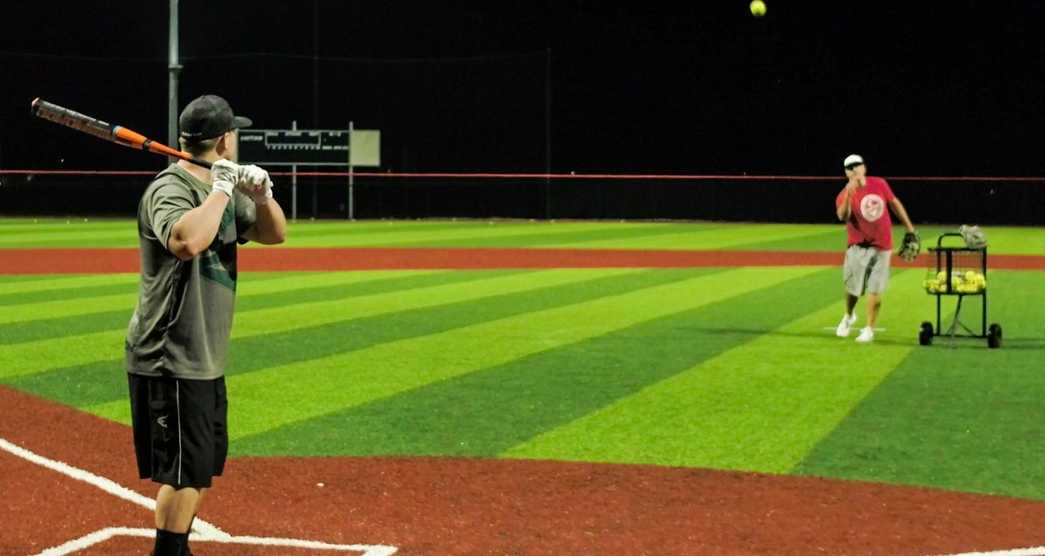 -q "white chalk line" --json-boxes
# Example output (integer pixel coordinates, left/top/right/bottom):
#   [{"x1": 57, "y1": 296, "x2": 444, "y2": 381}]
[
  {"x1": 937, "y1": 548, "x2": 1045, "y2": 556},
  {"x1": 0, "y1": 437, "x2": 226, "y2": 539},
  {"x1": 0, "y1": 437, "x2": 397, "y2": 555},
  {"x1": 6, "y1": 433, "x2": 1040, "y2": 556},
  {"x1": 35, "y1": 527, "x2": 398, "y2": 555}
]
